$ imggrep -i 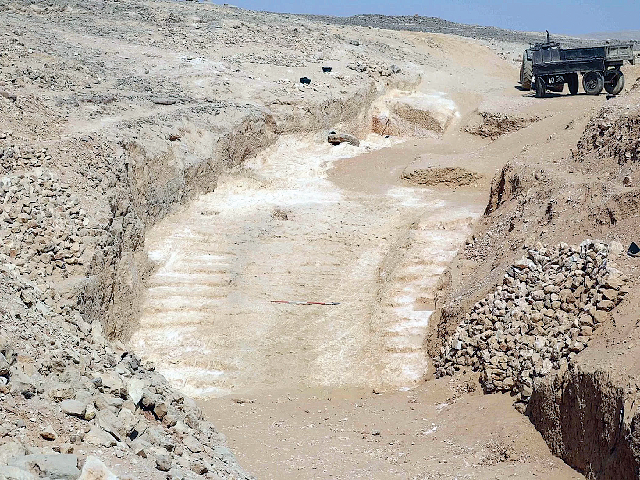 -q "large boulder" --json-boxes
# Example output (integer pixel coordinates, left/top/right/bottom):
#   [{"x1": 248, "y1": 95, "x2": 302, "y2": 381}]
[
  {"x1": 0, "y1": 443, "x2": 25, "y2": 467},
  {"x1": 9, "y1": 455, "x2": 79, "y2": 480}
]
